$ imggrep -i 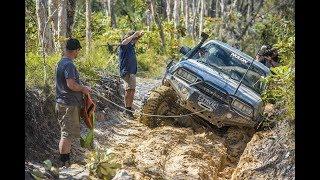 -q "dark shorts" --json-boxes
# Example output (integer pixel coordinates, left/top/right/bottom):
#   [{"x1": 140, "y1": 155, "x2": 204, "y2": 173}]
[{"x1": 55, "y1": 103, "x2": 81, "y2": 139}]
